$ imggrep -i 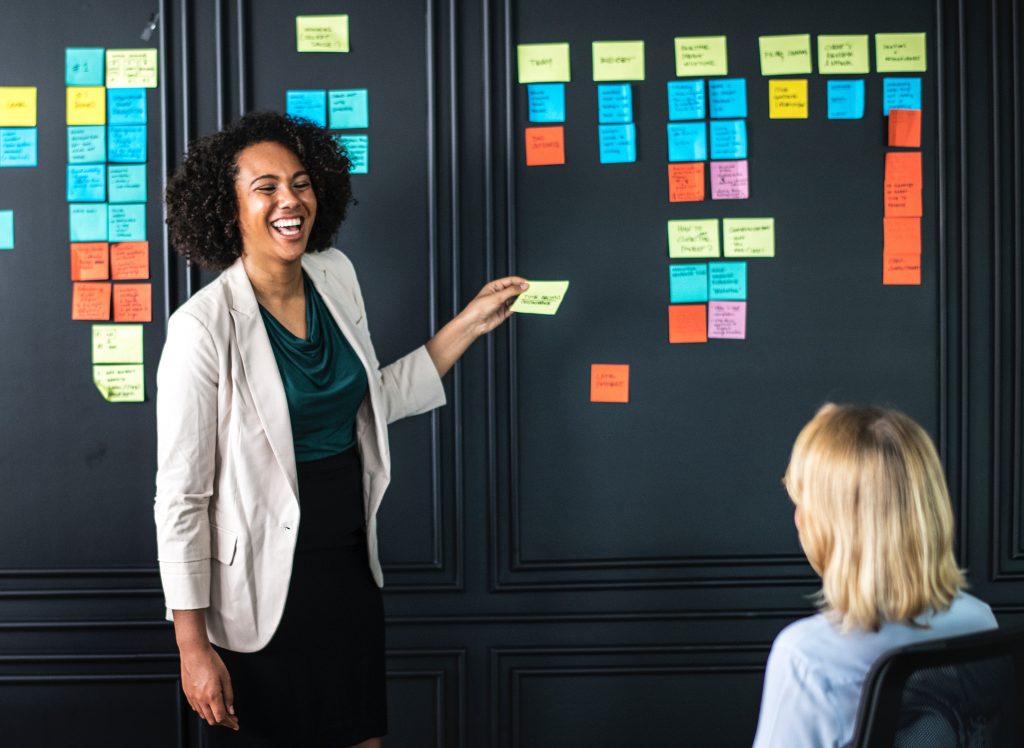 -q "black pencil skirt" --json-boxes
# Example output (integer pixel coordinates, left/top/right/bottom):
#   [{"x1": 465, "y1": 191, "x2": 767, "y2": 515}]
[{"x1": 204, "y1": 448, "x2": 387, "y2": 747}]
